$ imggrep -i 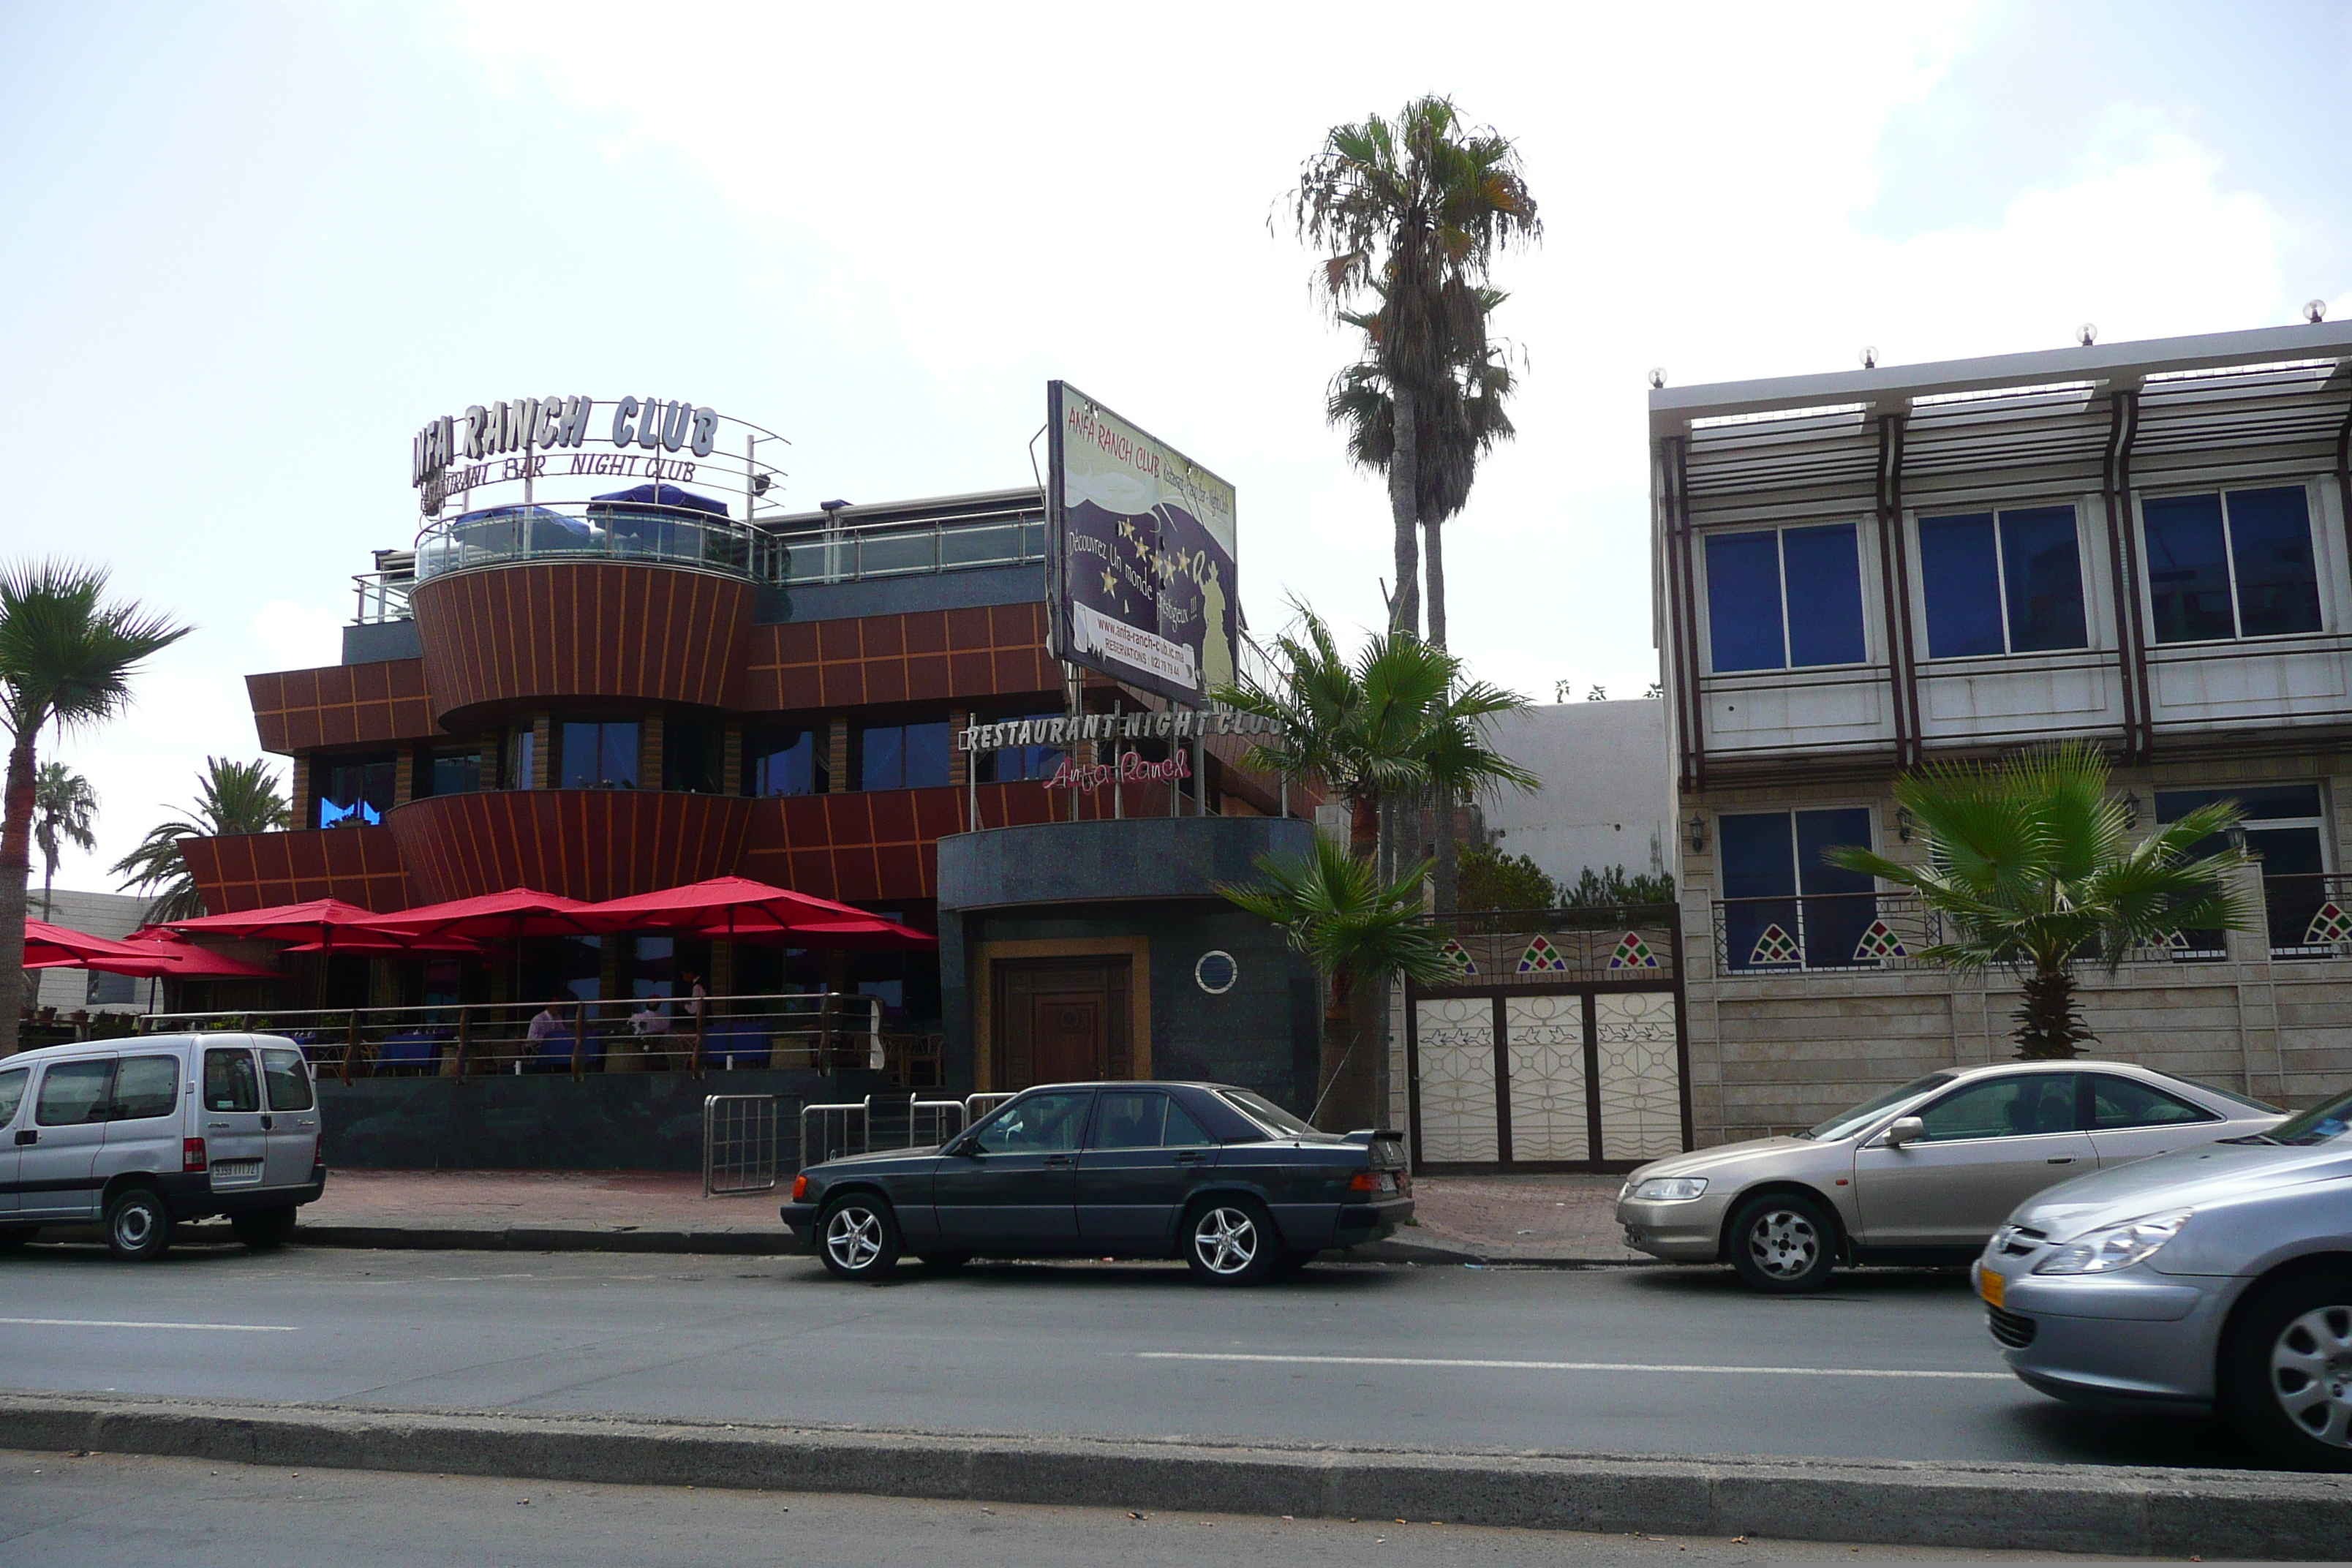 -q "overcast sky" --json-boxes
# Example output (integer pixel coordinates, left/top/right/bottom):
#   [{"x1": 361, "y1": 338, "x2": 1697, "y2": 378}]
[{"x1": 4, "y1": 1, "x2": 2348, "y2": 894}]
